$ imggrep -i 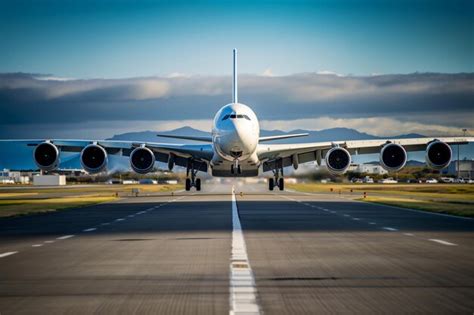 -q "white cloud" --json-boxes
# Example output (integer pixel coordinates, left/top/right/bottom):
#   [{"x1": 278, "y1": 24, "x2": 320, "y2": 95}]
[
  {"x1": 316, "y1": 70, "x2": 346, "y2": 77},
  {"x1": 34, "y1": 75, "x2": 75, "y2": 81},
  {"x1": 166, "y1": 72, "x2": 192, "y2": 78},
  {"x1": 261, "y1": 68, "x2": 274, "y2": 77}
]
